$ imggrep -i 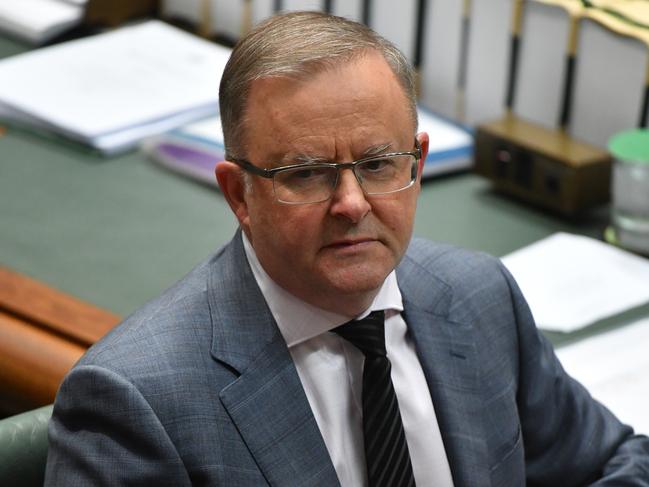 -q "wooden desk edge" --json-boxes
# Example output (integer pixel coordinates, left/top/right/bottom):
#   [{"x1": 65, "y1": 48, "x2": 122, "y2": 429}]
[{"x1": 0, "y1": 266, "x2": 121, "y2": 346}]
